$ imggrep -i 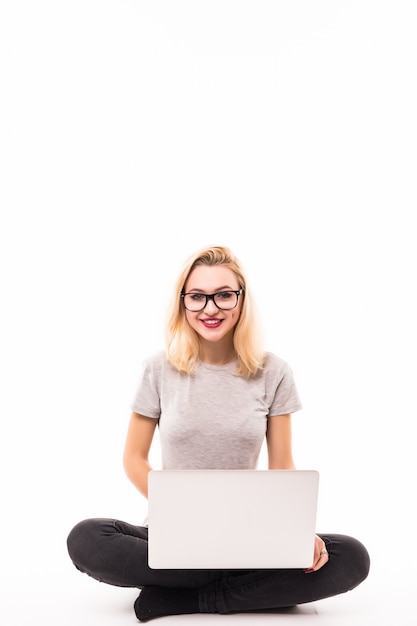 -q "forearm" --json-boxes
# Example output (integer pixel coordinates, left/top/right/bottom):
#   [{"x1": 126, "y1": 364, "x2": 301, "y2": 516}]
[
  {"x1": 268, "y1": 459, "x2": 296, "y2": 470},
  {"x1": 123, "y1": 456, "x2": 153, "y2": 498},
  {"x1": 123, "y1": 412, "x2": 157, "y2": 498}
]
